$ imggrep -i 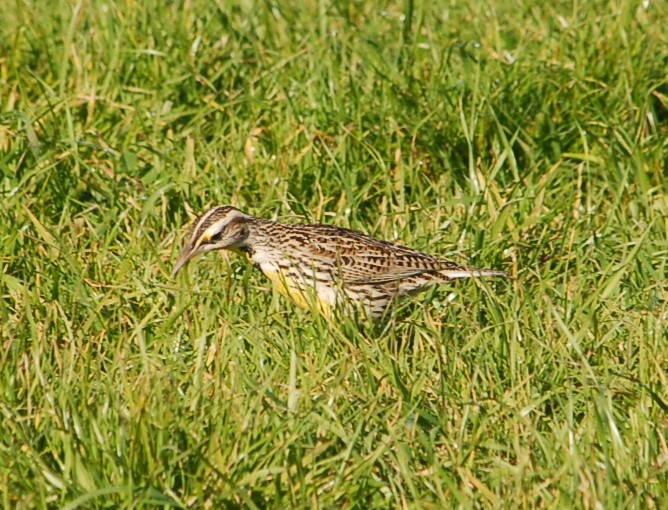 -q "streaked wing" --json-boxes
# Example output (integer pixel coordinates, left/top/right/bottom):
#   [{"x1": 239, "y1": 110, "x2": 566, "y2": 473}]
[
  {"x1": 342, "y1": 253, "x2": 464, "y2": 285},
  {"x1": 301, "y1": 224, "x2": 465, "y2": 285}
]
